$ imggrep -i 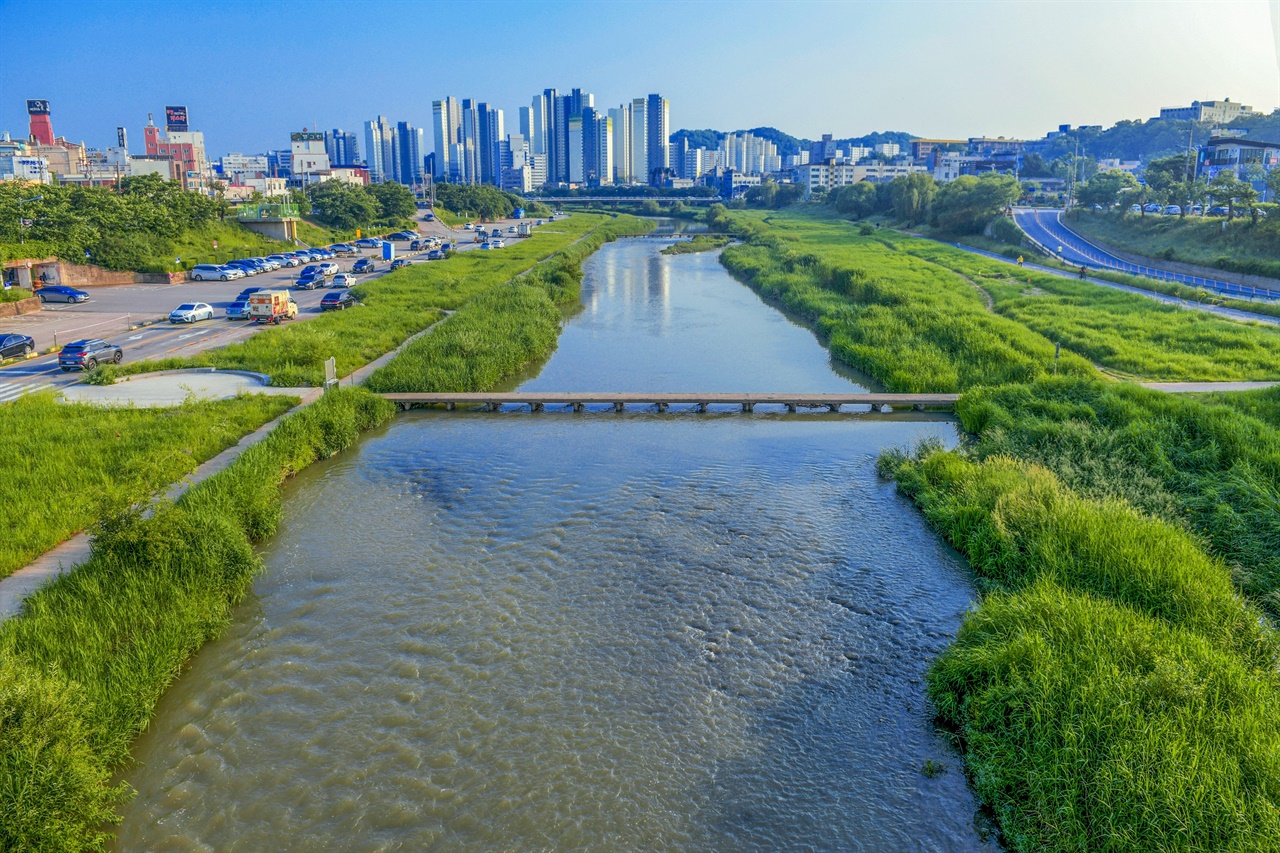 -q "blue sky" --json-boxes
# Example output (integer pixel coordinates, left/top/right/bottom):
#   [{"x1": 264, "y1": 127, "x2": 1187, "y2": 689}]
[{"x1": 2, "y1": 0, "x2": 1277, "y2": 155}]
